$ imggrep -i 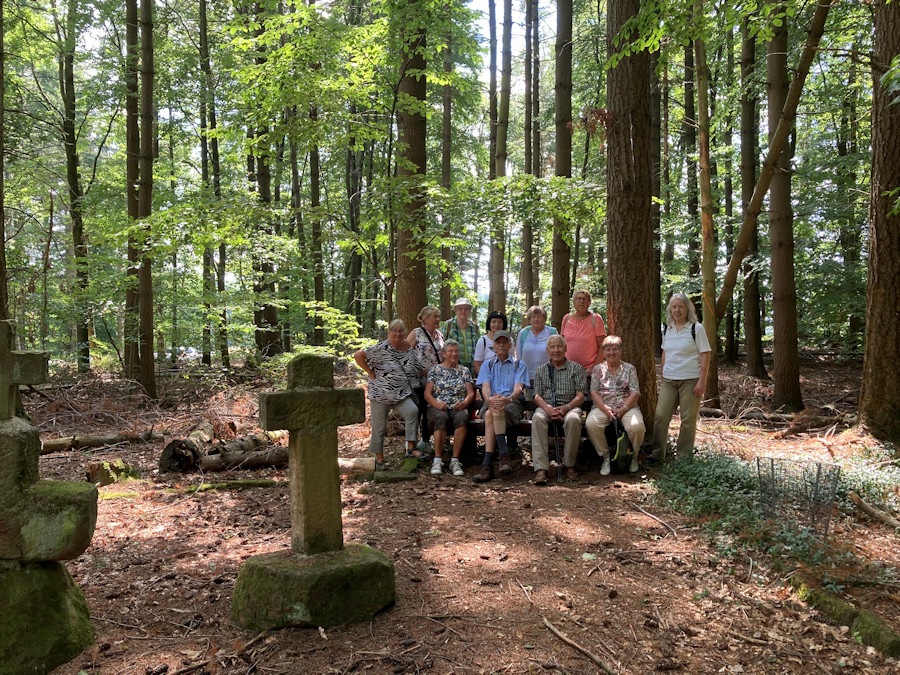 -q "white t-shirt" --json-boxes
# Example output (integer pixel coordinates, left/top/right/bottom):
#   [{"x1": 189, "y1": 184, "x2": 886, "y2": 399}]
[{"x1": 662, "y1": 323, "x2": 712, "y2": 380}]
